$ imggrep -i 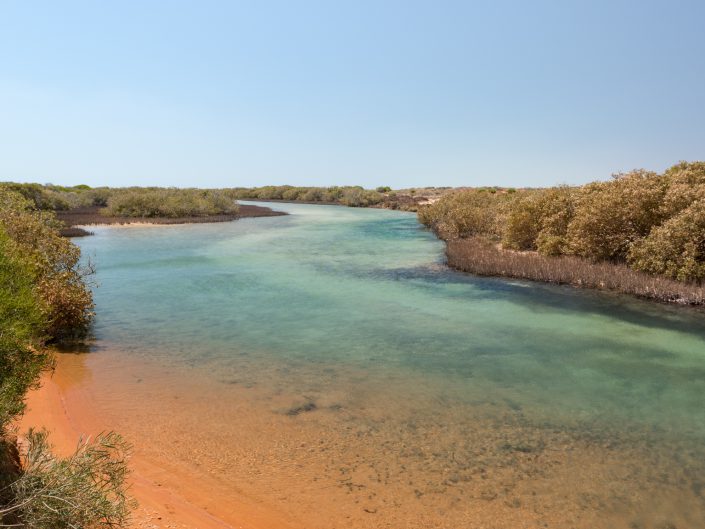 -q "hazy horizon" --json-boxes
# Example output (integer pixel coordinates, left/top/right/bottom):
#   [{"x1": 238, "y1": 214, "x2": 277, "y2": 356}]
[
  {"x1": 6, "y1": 163, "x2": 704, "y2": 192},
  {"x1": 2, "y1": 1, "x2": 704, "y2": 189}
]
